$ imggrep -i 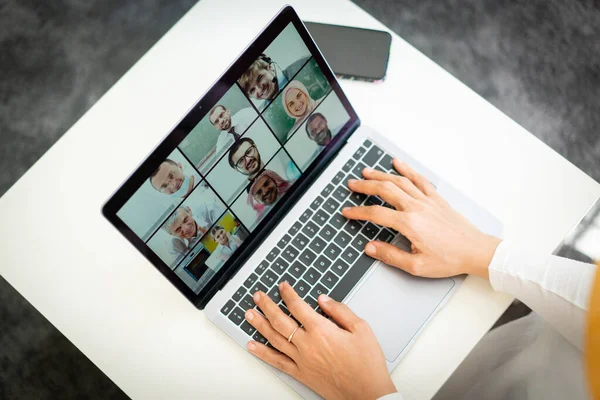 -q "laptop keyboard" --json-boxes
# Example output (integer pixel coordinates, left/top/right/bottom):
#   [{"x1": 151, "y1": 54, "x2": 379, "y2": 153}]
[{"x1": 219, "y1": 139, "x2": 412, "y2": 343}]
